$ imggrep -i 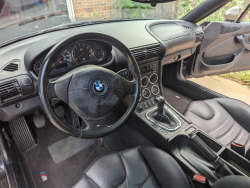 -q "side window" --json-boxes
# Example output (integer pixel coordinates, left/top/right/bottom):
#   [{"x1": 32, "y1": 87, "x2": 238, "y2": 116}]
[
  {"x1": 203, "y1": 0, "x2": 249, "y2": 23},
  {"x1": 179, "y1": 0, "x2": 249, "y2": 24}
]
